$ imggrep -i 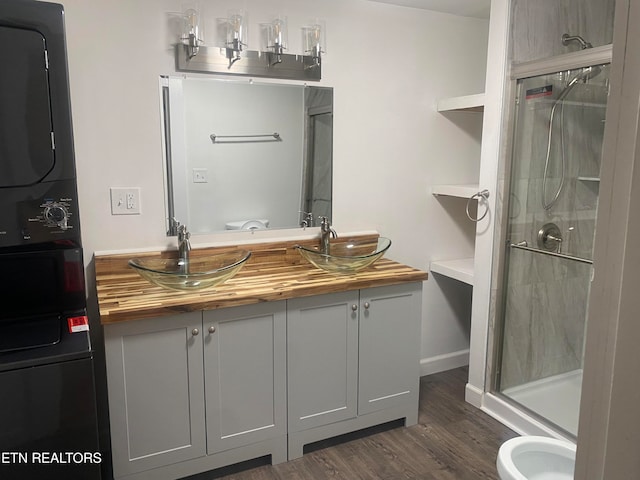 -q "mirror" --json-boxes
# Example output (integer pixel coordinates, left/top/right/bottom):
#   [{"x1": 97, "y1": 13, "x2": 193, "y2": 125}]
[{"x1": 161, "y1": 76, "x2": 333, "y2": 235}]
